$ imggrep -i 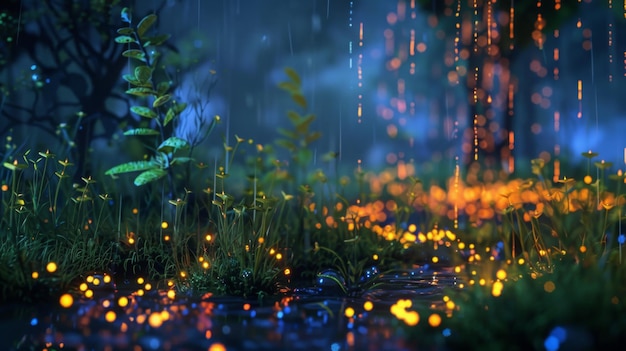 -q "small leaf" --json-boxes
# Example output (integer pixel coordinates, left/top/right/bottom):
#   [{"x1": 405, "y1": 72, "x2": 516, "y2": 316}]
[
  {"x1": 134, "y1": 66, "x2": 152, "y2": 83},
  {"x1": 156, "y1": 81, "x2": 171, "y2": 95},
  {"x1": 122, "y1": 74, "x2": 141, "y2": 86},
  {"x1": 163, "y1": 102, "x2": 187, "y2": 126},
  {"x1": 130, "y1": 106, "x2": 157, "y2": 118},
  {"x1": 115, "y1": 35, "x2": 136, "y2": 44},
  {"x1": 305, "y1": 131, "x2": 321, "y2": 145},
  {"x1": 143, "y1": 34, "x2": 171, "y2": 47},
  {"x1": 123, "y1": 128, "x2": 160, "y2": 136},
  {"x1": 122, "y1": 49, "x2": 146, "y2": 62},
  {"x1": 137, "y1": 14, "x2": 157, "y2": 38},
  {"x1": 134, "y1": 169, "x2": 167, "y2": 186},
  {"x1": 291, "y1": 94, "x2": 307, "y2": 109},
  {"x1": 286, "y1": 110, "x2": 301, "y2": 124},
  {"x1": 126, "y1": 87, "x2": 157, "y2": 97},
  {"x1": 105, "y1": 161, "x2": 154, "y2": 175},
  {"x1": 276, "y1": 139, "x2": 296, "y2": 151},
  {"x1": 296, "y1": 114, "x2": 316, "y2": 134},
  {"x1": 278, "y1": 81, "x2": 299, "y2": 93},
  {"x1": 121, "y1": 7, "x2": 132, "y2": 23},
  {"x1": 117, "y1": 27, "x2": 134, "y2": 35},
  {"x1": 164, "y1": 109, "x2": 175, "y2": 127},
  {"x1": 157, "y1": 137, "x2": 189, "y2": 153},
  {"x1": 284, "y1": 67, "x2": 301, "y2": 85},
  {"x1": 277, "y1": 128, "x2": 297, "y2": 140},
  {"x1": 152, "y1": 94, "x2": 171, "y2": 108},
  {"x1": 171, "y1": 157, "x2": 194, "y2": 165}
]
